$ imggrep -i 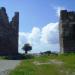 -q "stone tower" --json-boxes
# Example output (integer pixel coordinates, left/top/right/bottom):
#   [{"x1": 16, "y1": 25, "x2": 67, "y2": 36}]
[
  {"x1": 59, "y1": 10, "x2": 75, "y2": 53},
  {"x1": 0, "y1": 7, "x2": 19, "y2": 55}
]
